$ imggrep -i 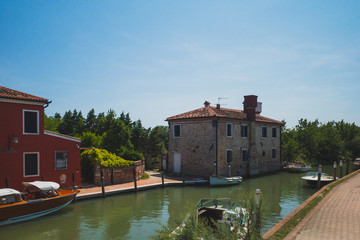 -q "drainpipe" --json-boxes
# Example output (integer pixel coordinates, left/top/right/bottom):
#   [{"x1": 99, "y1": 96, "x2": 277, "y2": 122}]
[
  {"x1": 43, "y1": 100, "x2": 52, "y2": 108},
  {"x1": 215, "y1": 118, "x2": 219, "y2": 176}
]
